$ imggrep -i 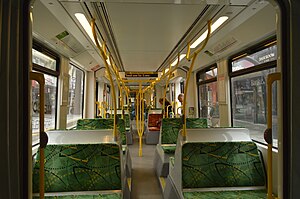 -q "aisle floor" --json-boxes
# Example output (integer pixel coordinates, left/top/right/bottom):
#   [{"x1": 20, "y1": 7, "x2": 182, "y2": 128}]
[{"x1": 128, "y1": 122, "x2": 163, "y2": 199}]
